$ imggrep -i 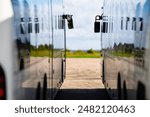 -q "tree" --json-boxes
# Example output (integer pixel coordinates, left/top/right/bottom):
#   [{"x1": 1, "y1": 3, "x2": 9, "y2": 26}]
[
  {"x1": 66, "y1": 48, "x2": 71, "y2": 52},
  {"x1": 87, "y1": 48, "x2": 94, "y2": 54}
]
